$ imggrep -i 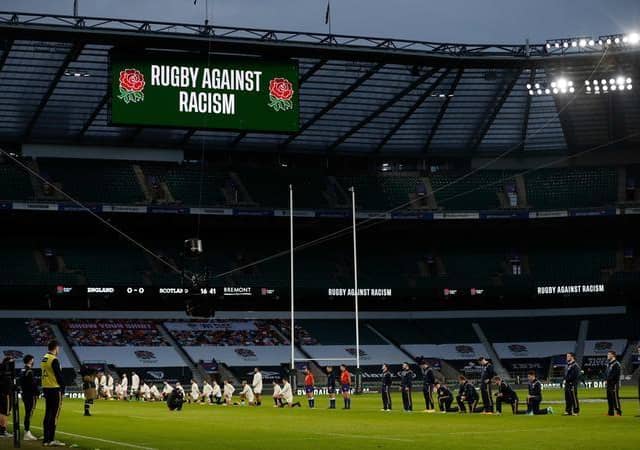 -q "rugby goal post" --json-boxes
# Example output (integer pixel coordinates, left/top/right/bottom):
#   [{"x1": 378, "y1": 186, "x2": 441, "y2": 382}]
[{"x1": 288, "y1": 185, "x2": 362, "y2": 393}]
